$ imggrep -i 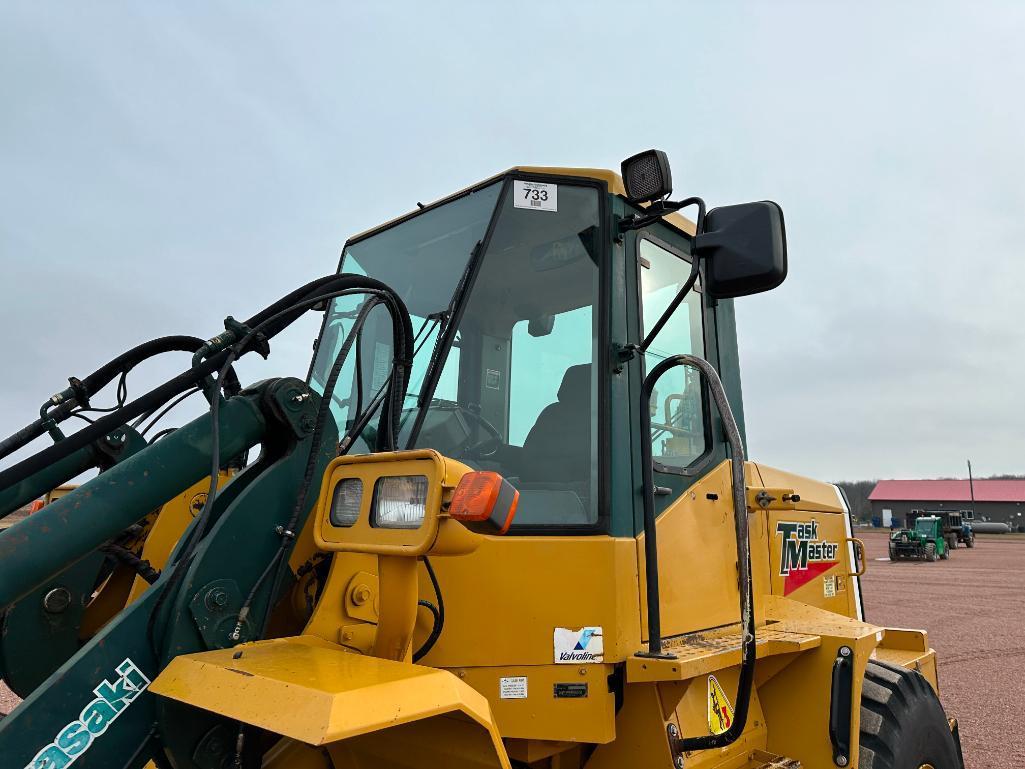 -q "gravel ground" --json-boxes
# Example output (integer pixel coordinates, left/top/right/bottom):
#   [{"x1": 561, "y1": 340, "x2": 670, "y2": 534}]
[
  {"x1": 2, "y1": 531, "x2": 1020, "y2": 768},
  {"x1": 860, "y1": 530, "x2": 1025, "y2": 769}
]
